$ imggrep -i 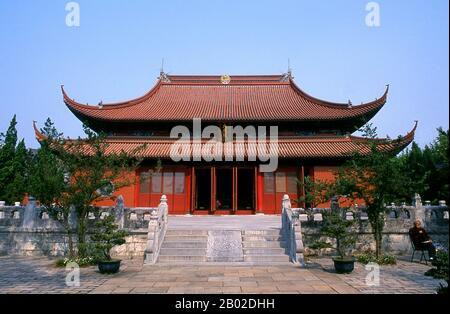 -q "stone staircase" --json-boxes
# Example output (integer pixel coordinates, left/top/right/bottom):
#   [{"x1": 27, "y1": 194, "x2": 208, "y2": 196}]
[
  {"x1": 242, "y1": 229, "x2": 290, "y2": 263},
  {"x1": 155, "y1": 228, "x2": 290, "y2": 264},
  {"x1": 157, "y1": 229, "x2": 208, "y2": 263}
]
